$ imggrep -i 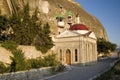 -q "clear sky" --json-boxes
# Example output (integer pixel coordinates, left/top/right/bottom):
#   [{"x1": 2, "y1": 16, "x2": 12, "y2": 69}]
[{"x1": 75, "y1": 0, "x2": 120, "y2": 46}]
